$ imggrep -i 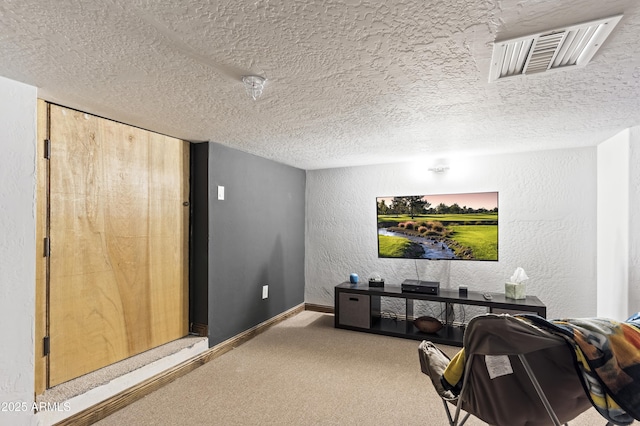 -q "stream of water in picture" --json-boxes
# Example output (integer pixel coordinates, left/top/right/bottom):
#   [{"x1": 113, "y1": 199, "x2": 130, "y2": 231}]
[{"x1": 378, "y1": 228, "x2": 457, "y2": 259}]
